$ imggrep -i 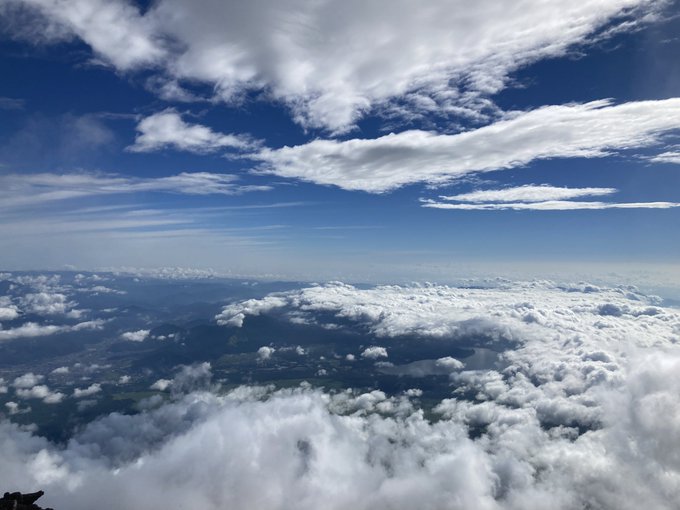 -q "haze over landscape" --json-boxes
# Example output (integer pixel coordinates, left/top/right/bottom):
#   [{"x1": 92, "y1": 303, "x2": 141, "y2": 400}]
[{"x1": 1, "y1": 1, "x2": 680, "y2": 509}]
